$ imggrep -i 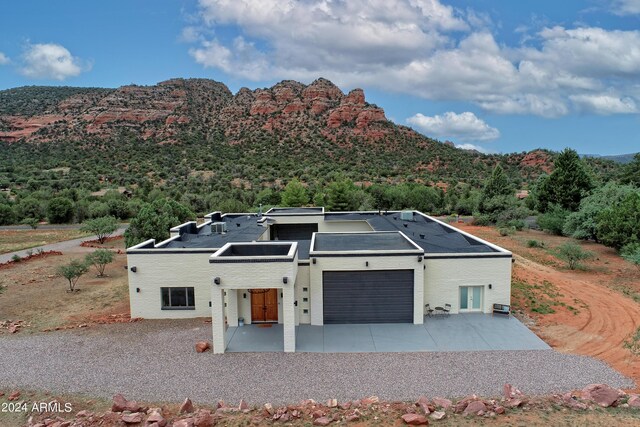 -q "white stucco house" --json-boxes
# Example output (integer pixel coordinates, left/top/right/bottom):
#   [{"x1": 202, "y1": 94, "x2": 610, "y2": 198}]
[{"x1": 127, "y1": 207, "x2": 512, "y2": 353}]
